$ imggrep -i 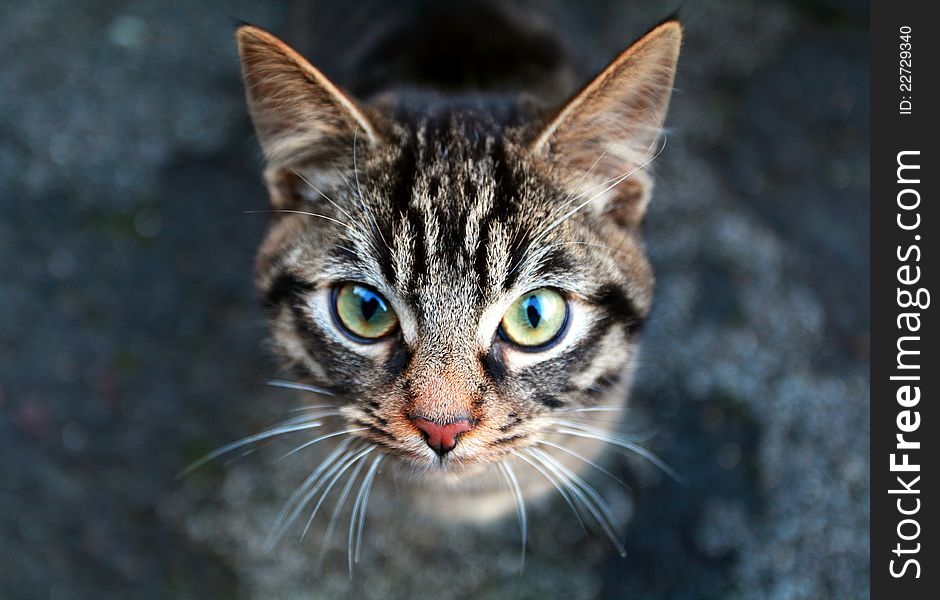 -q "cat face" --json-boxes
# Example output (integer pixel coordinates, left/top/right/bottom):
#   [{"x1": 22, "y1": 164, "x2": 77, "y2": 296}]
[{"x1": 236, "y1": 23, "x2": 680, "y2": 475}]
